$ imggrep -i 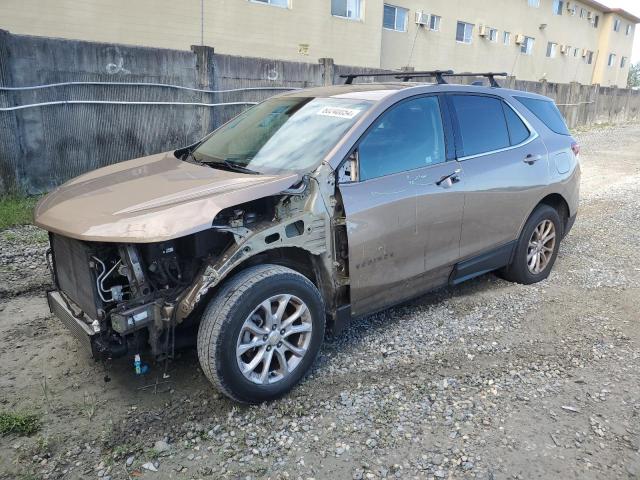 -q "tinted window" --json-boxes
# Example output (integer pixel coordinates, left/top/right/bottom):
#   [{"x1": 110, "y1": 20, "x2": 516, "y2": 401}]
[
  {"x1": 502, "y1": 103, "x2": 531, "y2": 145},
  {"x1": 514, "y1": 96, "x2": 570, "y2": 135},
  {"x1": 450, "y1": 95, "x2": 510, "y2": 157},
  {"x1": 358, "y1": 96, "x2": 446, "y2": 181}
]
